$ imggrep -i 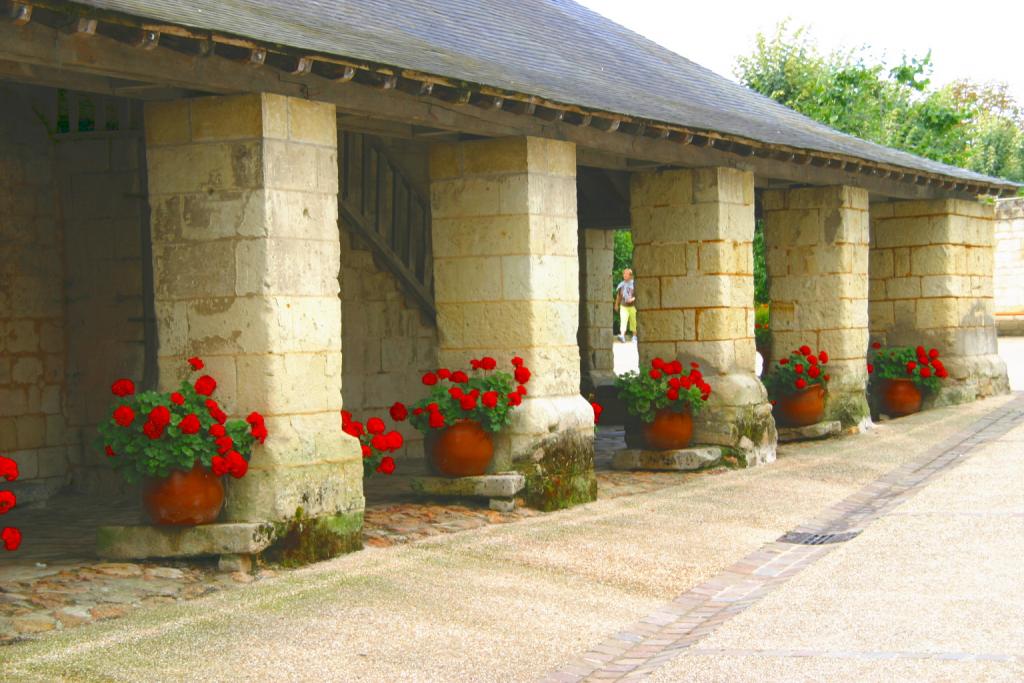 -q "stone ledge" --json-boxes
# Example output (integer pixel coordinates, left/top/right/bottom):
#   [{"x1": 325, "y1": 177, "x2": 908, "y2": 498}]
[
  {"x1": 777, "y1": 421, "x2": 842, "y2": 443},
  {"x1": 611, "y1": 447, "x2": 722, "y2": 471},
  {"x1": 407, "y1": 473, "x2": 526, "y2": 499},
  {"x1": 96, "y1": 523, "x2": 276, "y2": 561}
]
